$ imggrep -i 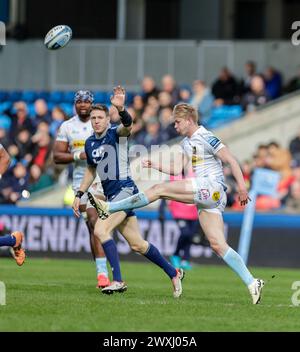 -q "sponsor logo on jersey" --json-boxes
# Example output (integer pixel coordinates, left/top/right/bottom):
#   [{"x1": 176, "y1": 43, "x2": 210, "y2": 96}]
[
  {"x1": 192, "y1": 146, "x2": 203, "y2": 166},
  {"x1": 198, "y1": 188, "x2": 210, "y2": 200},
  {"x1": 212, "y1": 191, "x2": 220, "y2": 201},
  {"x1": 72, "y1": 140, "x2": 85, "y2": 148},
  {"x1": 208, "y1": 136, "x2": 221, "y2": 149}
]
